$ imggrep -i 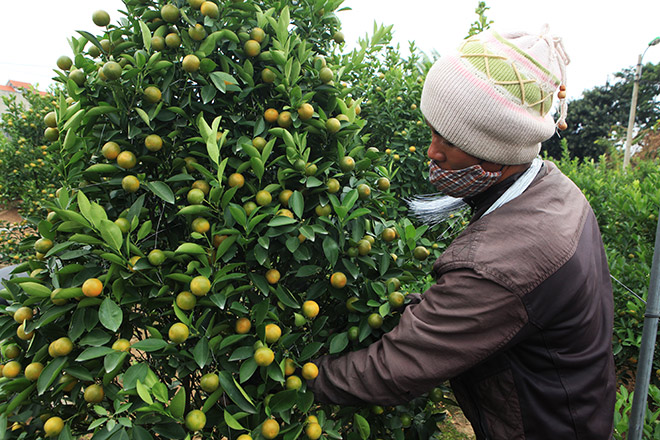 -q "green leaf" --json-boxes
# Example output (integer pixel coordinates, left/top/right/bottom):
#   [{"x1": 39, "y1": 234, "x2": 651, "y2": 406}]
[
  {"x1": 169, "y1": 387, "x2": 186, "y2": 419},
  {"x1": 5, "y1": 383, "x2": 36, "y2": 415},
  {"x1": 268, "y1": 389, "x2": 298, "y2": 413},
  {"x1": 219, "y1": 334, "x2": 247, "y2": 350},
  {"x1": 174, "y1": 242, "x2": 207, "y2": 255},
  {"x1": 126, "y1": 194, "x2": 146, "y2": 224},
  {"x1": 177, "y1": 205, "x2": 211, "y2": 216},
  {"x1": 290, "y1": 191, "x2": 304, "y2": 218},
  {"x1": 69, "y1": 233, "x2": 104, "y2": 246},
  {"x1": 144, "y1": 181, "x2": 175, "y2": 204},
  {"x1": 209, "y1": 116, "x2": 223, "y2": 164},
  {"x1": 285, "y1": 235, "x2": 300, "y2": 253},
  {"x1": 86, "y1": 105, "x2": 118, "y2": 118},
  {"x1": 224, "y1": 410, "x2": 245, "y2": 430},
  {"x1": 251, "y1": 157, "x2": 264, "y2": 180},
  {"x1": 79, "y1": 329, "x2": 111, "y2": 347},
  {"x1": 209, "y1": 71, "x2": 237, "y2": 92},
  {"x1": 246, "y1": 214, "x2": 269, "y2": 234},
  {"x1": 208, "y1": 292, "x2": 227, "y2": 309},
  {"x1": 83, "y1": 163, "x2": 120, "y2": 177},
  {"x1": 267, "y1": 362, "x2": 285, "y2": 382},
  {"x1": 37, "y1": 357, "x2": 67, "y2": 395},
  {"x1": 77, "y1": 190, "x2": 93, "y2": 225},
  {"x1": 299, "y1": 225, "x2": 315, "y2": 241},
  {"x1": 343, "y1": 189, "x2": 359, "y2": 211},
  {"x1": 193, "y1": 338, "x2": 210, "y2": 369},
  {"x1": 299, "y1": 342, "x2": 323, "y2": 361},
  {"x1": 217, "y1": 371, "x2": 256, "y2": 414},
  {"x1": 35, "y1": 304, "x2": 76, "y2": 328},
  {"x1": 239, "y1": 357, "x2": 258, "y2": 383},
  {"x1": 104, "y1": 351, "x2": 127, "y2": 373},
  {"x1": 78, "y1": 30, "x2": 103, "y2": 53},
  {"x1": 202, "y1": 386, "x2": 225, "y2": 413},
  {"x1": 297, "y1": 391, "x2": 315, "y2": 414},
  {"x1": 281, "y1": 128, "x2": 295, "y2": 149},
  {"x1": 62, "y1": 109, "x2": 85, "y2": 131},
  {"x1": 229, "y1": 346, "x2": 254, "y2": 362},
  {"x1": 76, "y1": 347, "x2": 115, "y2": 361},
  {"x1": 229, "y1": 203, "x2": 247, "y2": 227},
  {"x1": 274, "y1": 286, "x2": 300, "y2": 309},
  {"x1": 131, "y1": 339, "x2": 168, "y2": 352},
  {"x1": 137, "y1": 220, "x2": 152, "y2": 241},
  {"x1": 323, "y1": 237, "x2": 339, "y2": 266},
  {"x1": 0, "y1": 414, "x2": 6, "y2": 438},
  {"x1": 100, "y1": 253, "x2": 125, "y2": 266},
  {"x1": 136, "y1": 380, "x2": 154, "y2": 405},
  {"x1": 329, "y1": 332, "x2": 349, "y2": 354},
  {"x1": 268, "y1": 216, "x2": 297, "y2": 227},
  {"x1": 346, "y1": 208, "x2": 371, "y2": 223},
  {"x1": 63, "y1": 366, "x2": 94, "y2": 382},
  {"x1": 152, "y1": 382, "x2": 169, "y2": 403},
  {"x1": 295, "y1": 265, "x2": 321, "y2": 277},
  {"x1": 354, "y1": 414, "x2": 370, "y2": 439},
  {"x1": 19, "y1": 282, "x2": 51, "y2": 298},
  {"x1": 99, "y1": 298, "x2": 123, "y2": 332},
  {"x1": 135, "y1": 107, "x2": 151, "y2": 127},
  {"x1": 53, "y1": 208, "x2": 90, "y2": 227},
  {"x1": 131, "y1": 426, "x2": 152, "y2": 440},
  {"x1": 122, "y1": 363, "x2": 148, "y2": 390},
  {"x1": 198, "y1": 31, "x2": 220, "y2": 56},
  {"x1": 99, "y1": 219, "x2": 123, "y2": 251},
  {"x1": 139, "y1": 20, "x2": 152, "y2": 51}
]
